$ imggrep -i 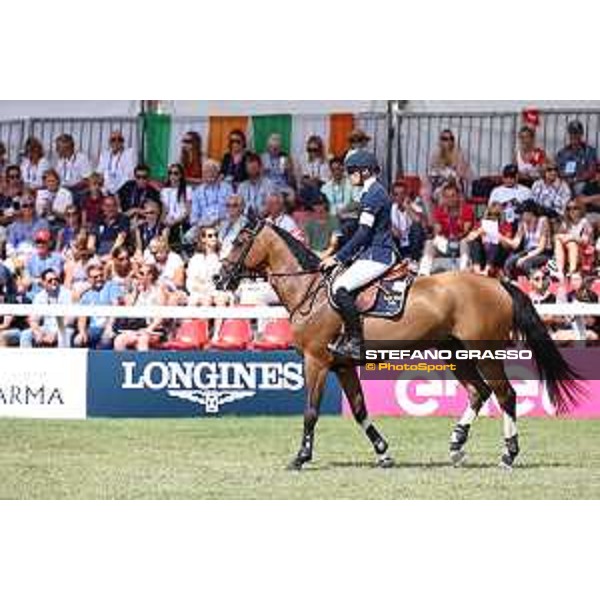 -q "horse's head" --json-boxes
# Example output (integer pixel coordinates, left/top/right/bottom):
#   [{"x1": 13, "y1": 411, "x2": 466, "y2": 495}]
[{"x1": 214, "y1": 218, "x2": 268, "y2": 292}]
